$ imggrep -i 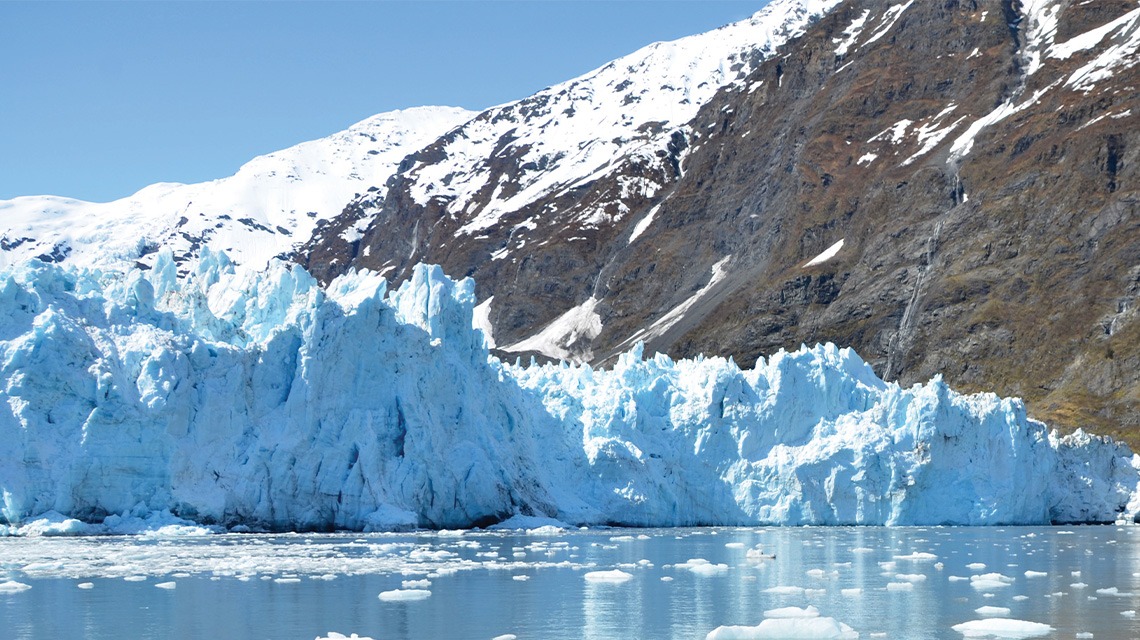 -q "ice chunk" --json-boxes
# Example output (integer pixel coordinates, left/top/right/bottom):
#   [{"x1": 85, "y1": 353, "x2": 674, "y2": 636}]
[
  {"x1": 974, "y1": 606, "x2": 1011, "y2": 617},
  {"x1": 0, "y1": 581, "x2": 32, "y2": 593},
  {"x1": 583, "y1": 570, "x2": 633, "y2": 583},
  {"x1": 378, "y1": 589, "x2": 432, "y2": 601},
  {"x1": 316, "y1": 634, "x2": 375, "y2": 640},
  {"x1": 951, "y1": 619, "x2": 1053, "y2": 638},
  {"x1": 677, "y1": 559, "x2": 730, "y2": 576},
  {"x1": 154, "y1": 581, "x2": 176, "y2": 590},
  {"x1": 706, "y1": 610, "x2": 858, "y2": 639},
  {"x1": 895, "y1": 552, "x2": 938, "y2": 561},
  {"x1": 971, "y1": 573, "x2": 1014, "y2": 590}
]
